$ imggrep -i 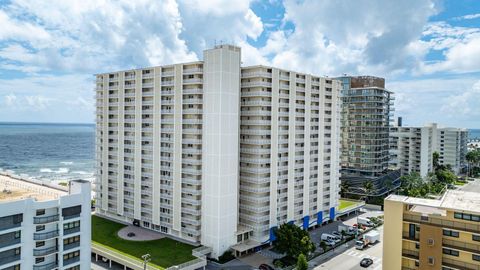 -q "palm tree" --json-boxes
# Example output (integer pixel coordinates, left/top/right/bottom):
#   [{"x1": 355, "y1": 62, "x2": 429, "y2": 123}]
[
  {"x1": 340, "y1": 181, "x2": 350, "y2": 198},
  {"x1": 362, "y1": 180, "x2": 375, "y2": 201}
]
